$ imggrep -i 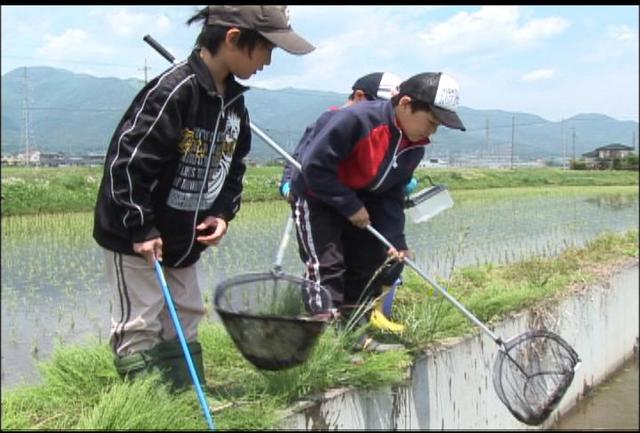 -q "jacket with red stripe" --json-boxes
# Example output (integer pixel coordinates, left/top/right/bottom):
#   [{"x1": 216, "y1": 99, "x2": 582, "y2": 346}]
[
  {"x1": 290, "y1": 100, "x2": 428, "y2": 250},
  {"x1": 93, "y1": 49, "x2": 251, "y2": 267}
]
